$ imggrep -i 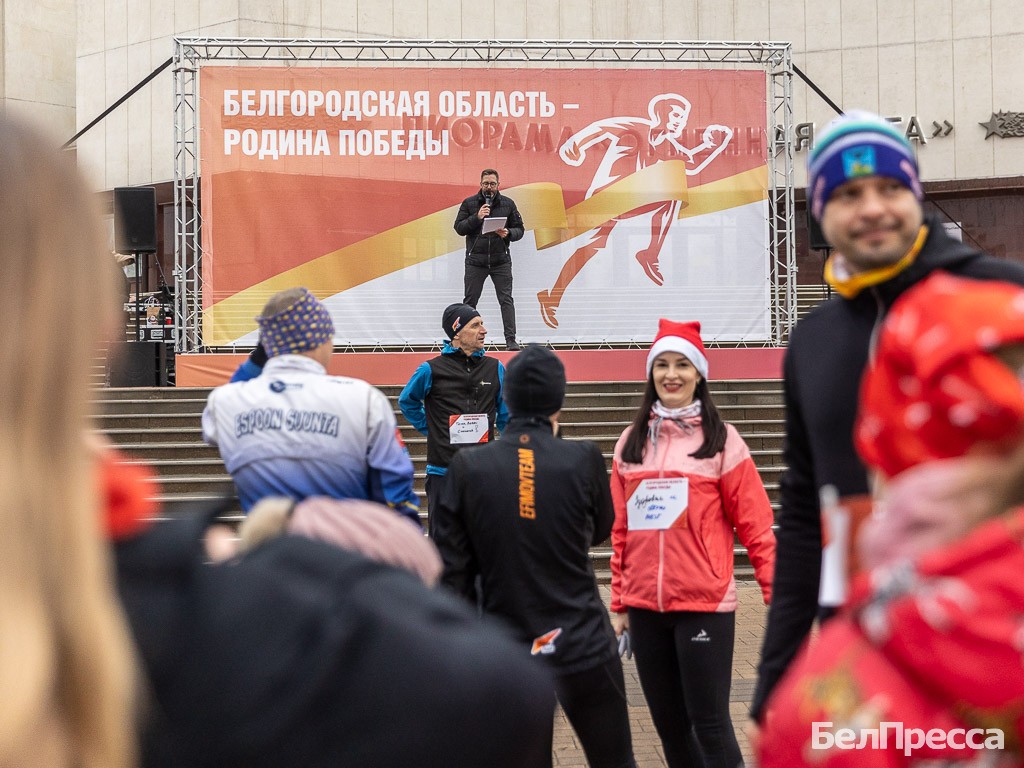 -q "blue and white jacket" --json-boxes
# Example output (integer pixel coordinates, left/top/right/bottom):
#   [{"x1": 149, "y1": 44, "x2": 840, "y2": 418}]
[{"x1": 202, "y1": 355, "x2": 419, "y2": 522}]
